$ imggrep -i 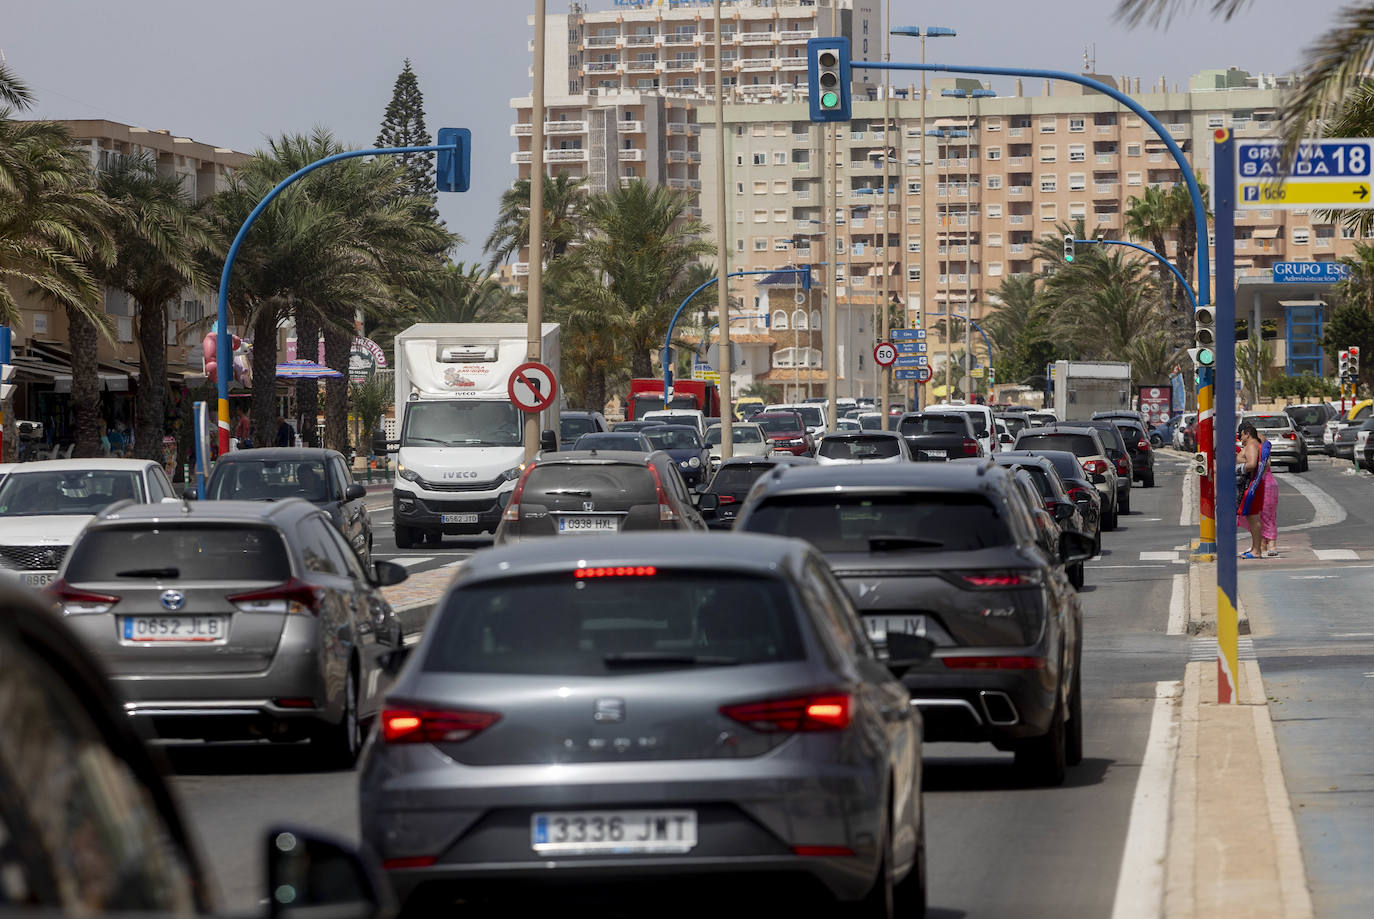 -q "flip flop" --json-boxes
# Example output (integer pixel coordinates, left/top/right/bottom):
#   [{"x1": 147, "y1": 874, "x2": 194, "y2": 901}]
[
  {"x1": 1264, "y1": 550, "x2": 1280, "y2": 558},
  {"x1": 1240, "y1": 551, "x2": 1256, "y2": 559}
]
